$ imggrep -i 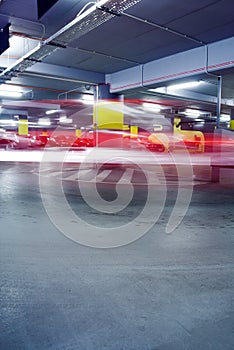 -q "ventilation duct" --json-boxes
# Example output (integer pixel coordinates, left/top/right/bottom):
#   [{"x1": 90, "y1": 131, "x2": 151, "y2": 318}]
[{"x1": 0, "y1": 0, "x2": 142, "y2": 80}]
